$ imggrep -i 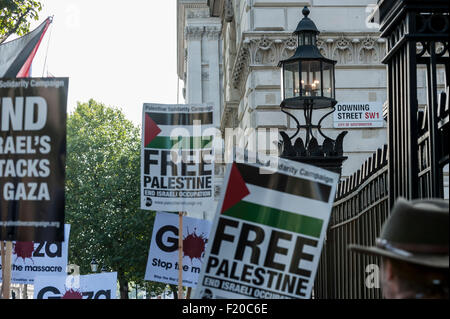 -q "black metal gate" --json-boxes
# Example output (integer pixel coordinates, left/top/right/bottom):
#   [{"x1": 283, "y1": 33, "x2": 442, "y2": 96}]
[{"x1": 379, "y1": 0, "x2": 449, "y2": 204}]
